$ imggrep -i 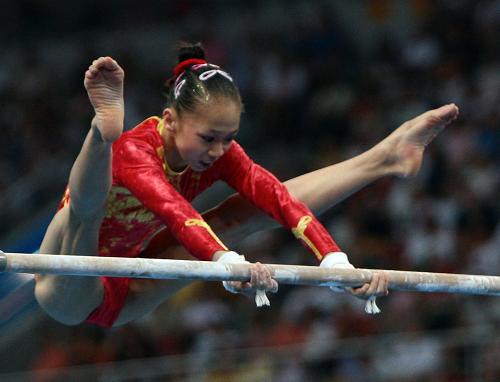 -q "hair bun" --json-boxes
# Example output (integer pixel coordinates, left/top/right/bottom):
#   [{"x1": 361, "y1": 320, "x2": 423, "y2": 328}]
[{"x1": 177, "y1": 42, "x2": 206, "y2": 63}]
